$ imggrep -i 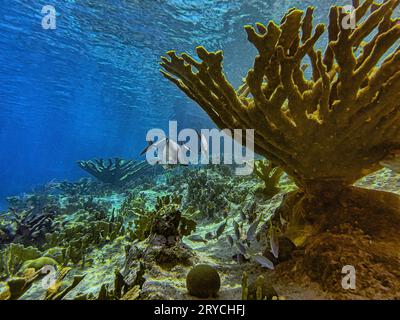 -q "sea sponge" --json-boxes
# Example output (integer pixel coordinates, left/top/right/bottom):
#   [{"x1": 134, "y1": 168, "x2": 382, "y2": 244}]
[
  {"x1": 186, "y1": 264, "x2": 220, "y2": 298},
  {"x1": 22, "y1": 257, "x2": 58, "y2": 272}
]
